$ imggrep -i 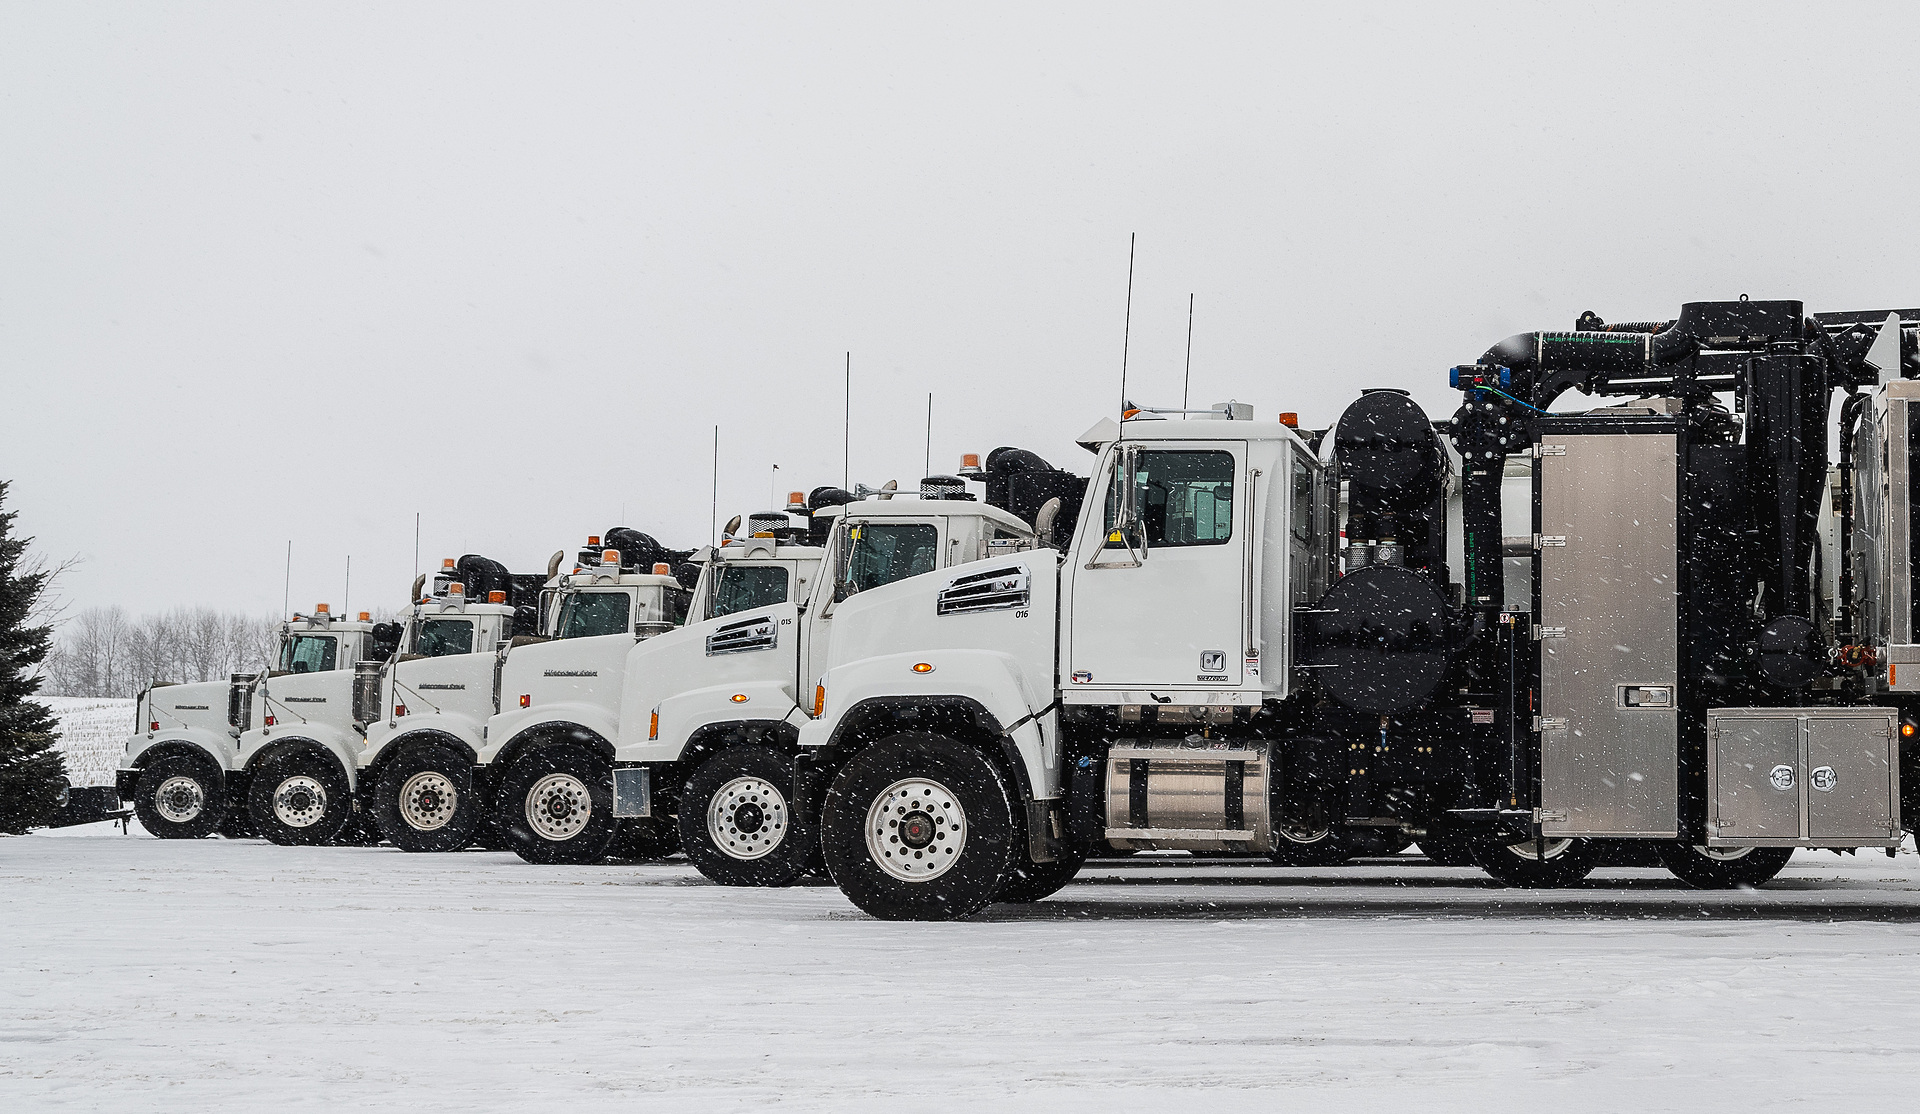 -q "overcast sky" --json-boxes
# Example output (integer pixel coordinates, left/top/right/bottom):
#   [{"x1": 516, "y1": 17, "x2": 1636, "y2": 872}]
[{"x1": 5, "y1": 2, "x2": 1918, "y2": 618}]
